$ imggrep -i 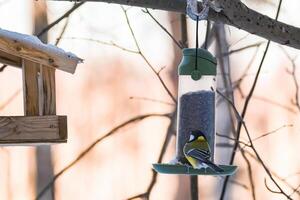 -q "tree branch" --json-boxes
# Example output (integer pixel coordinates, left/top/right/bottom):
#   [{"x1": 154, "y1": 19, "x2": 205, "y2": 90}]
[
  {"x1": 37, "y1": 2, "x2": 85, "y2": 37},
  {"x1": 143, "y1": 9, "x2": 183, "y2": 49},
  {"x1": 127, "y1": 111, "x2": 176, "y2": 200},
  {"x1": 35, "y1": 113, "x2": 171, "y2": 200},
  {"x1": 121, "y1": 7, "x2": 177, "y2": 103},
  {"x1": 51, "y1": 0, "x2": 300, "y2": 49},
  {"x1": 218, "y1": 90, "x2": 292, "y2": 200}
]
